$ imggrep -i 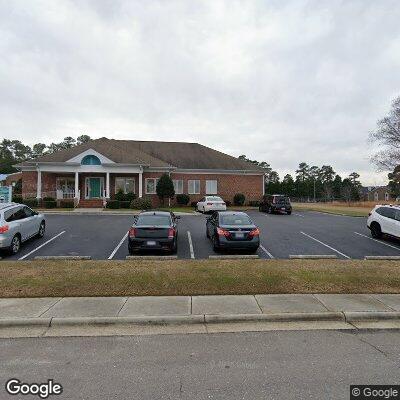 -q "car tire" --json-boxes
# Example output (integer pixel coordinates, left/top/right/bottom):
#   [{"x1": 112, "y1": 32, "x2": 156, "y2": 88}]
[
  {"x1": 267, "y1": 206, "x2": 272, "y2": 214},
  {"x1": 10, "y1": 234, "x2": 21, "y2": 255},
  {"x1": 287, "y1": 211, "x2": 292, "y2": 215},
  {"x1": 37, "y1": 221, "x2": 45, "y2": 238},
  {"x1": 212, "y1": 235, "x2": 219, "y2": 252},
  {"x1": 371, "y1": 222, "x2": 382, "y2": 239},
  {"x1": 171, "y1": 240, "x2": 178, "y2": 254}
]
